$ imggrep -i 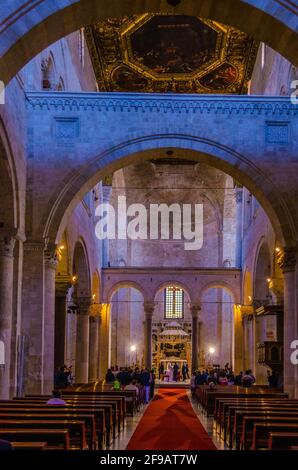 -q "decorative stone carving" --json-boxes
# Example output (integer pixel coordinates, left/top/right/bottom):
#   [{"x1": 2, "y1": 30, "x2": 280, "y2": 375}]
[
  {"x1": 0, "y1": 237, "x2": 15, "y2": 257},
  {"x1": 26, "y1": 92, "x2": 298, "y2": 117},
  {"x1": 55, "y1": 274, "x2": 73, "y2": 297},
  {"x1": 76, "y1": 296, "x2": 92, "y2": 315},
  {"x1": 266, "y1": 122, "x2": 289, "y2": 144},
  {"x1": 44, "y1": 248, "x2": 58, "y2": 270},
  {"x1": 277, "y1": 248, "x2": 297, "y2": 272},
  {"x1": 143, "y1": 301, "x2": 156, "y2": 317},
  {"x1": 190, "y1": 303, "x2": 201, "y2": 317}
]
